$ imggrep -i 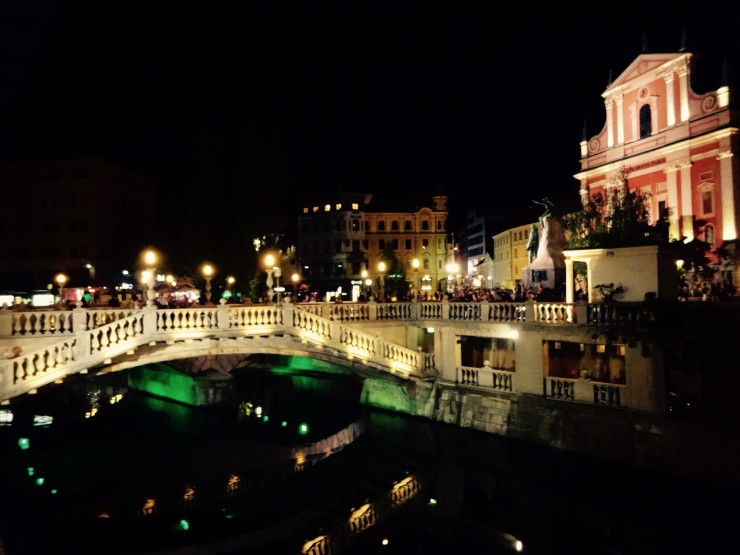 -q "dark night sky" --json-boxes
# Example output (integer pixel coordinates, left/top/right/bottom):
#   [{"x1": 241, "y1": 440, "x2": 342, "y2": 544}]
[{"x1": 2, "y1": 1, "x2": 740, "y2": 240}]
